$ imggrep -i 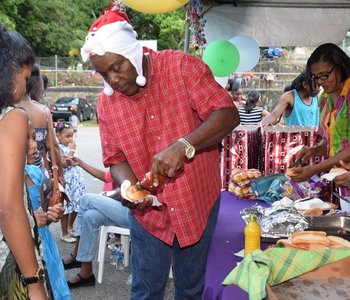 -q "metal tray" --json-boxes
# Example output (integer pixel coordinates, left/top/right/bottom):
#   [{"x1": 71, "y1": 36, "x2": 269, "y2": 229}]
[
  {"x1": 305, "y1": 216, "x2": 350, "y2": 240},
  {"x1": 262, "y1": 216, "x2": 350, "y2": 243}
]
